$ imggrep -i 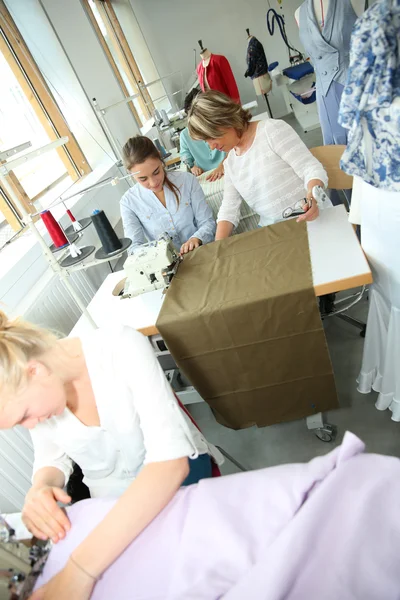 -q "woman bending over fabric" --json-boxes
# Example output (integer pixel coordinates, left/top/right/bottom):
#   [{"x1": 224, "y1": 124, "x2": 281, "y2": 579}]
[
  {"x1": 0, "y1": 312, "x2": 220, "y2": 600},
  {"x1": 180, "y1": 88, "x2": 226, "y2": 181},
  {"x1": 120, "y1": 136, "x2": 215, "y2": 255},
  {"x1": 188, "y1": 90, "x2": 329, "y2": 240}
]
